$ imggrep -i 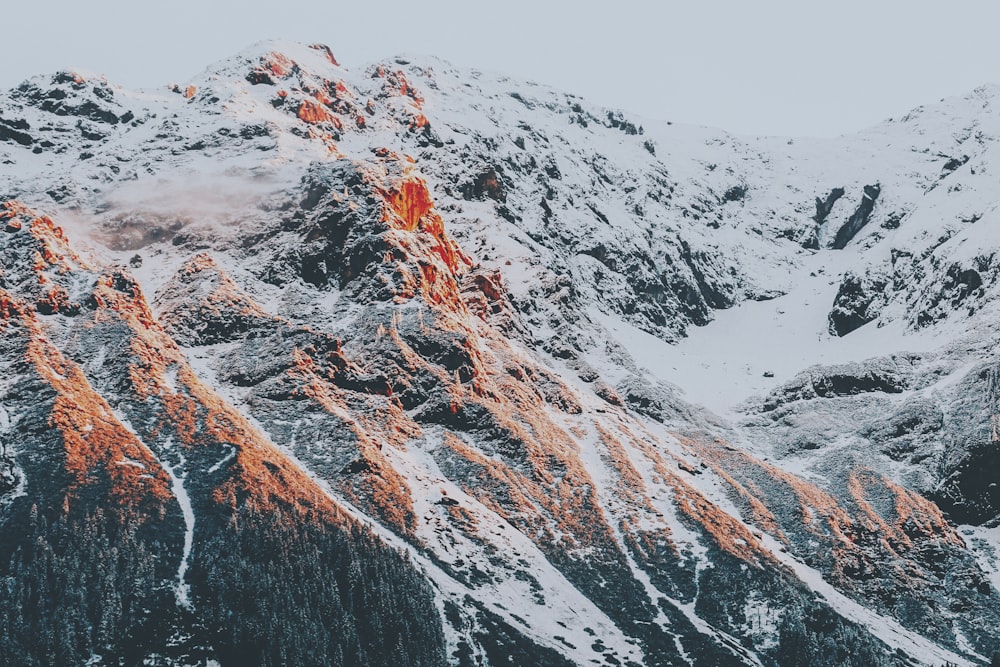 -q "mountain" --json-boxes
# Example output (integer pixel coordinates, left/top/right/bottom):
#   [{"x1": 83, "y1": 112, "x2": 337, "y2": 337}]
[{"x1": 1, "y1": 39, "x2": 999, "y2": 666}]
